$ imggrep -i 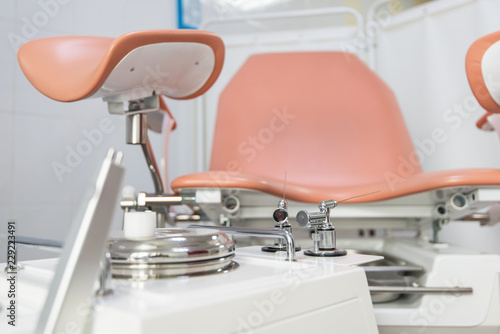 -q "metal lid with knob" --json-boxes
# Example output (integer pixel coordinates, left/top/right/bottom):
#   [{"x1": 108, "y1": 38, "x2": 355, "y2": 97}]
[{"x1": 109, "y1": 227, "x2": 238, "y2": 280}]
